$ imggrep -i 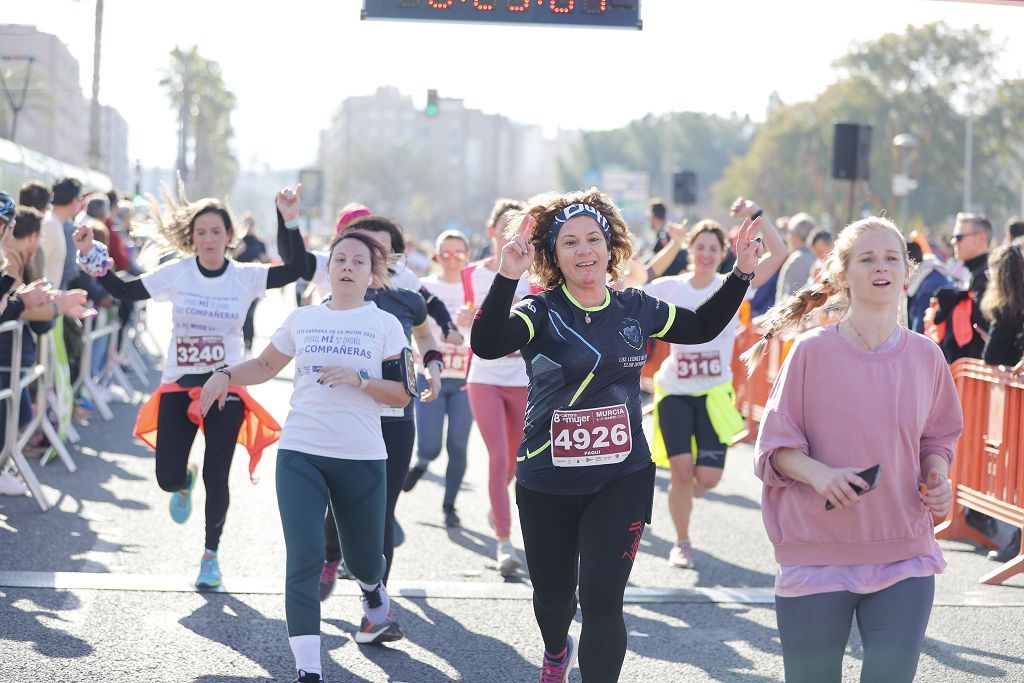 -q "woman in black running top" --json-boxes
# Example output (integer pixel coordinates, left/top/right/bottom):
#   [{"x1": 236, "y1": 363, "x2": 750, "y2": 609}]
[{"x1": 471, "y1": 188, "x2": 763, "y2": 683}]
